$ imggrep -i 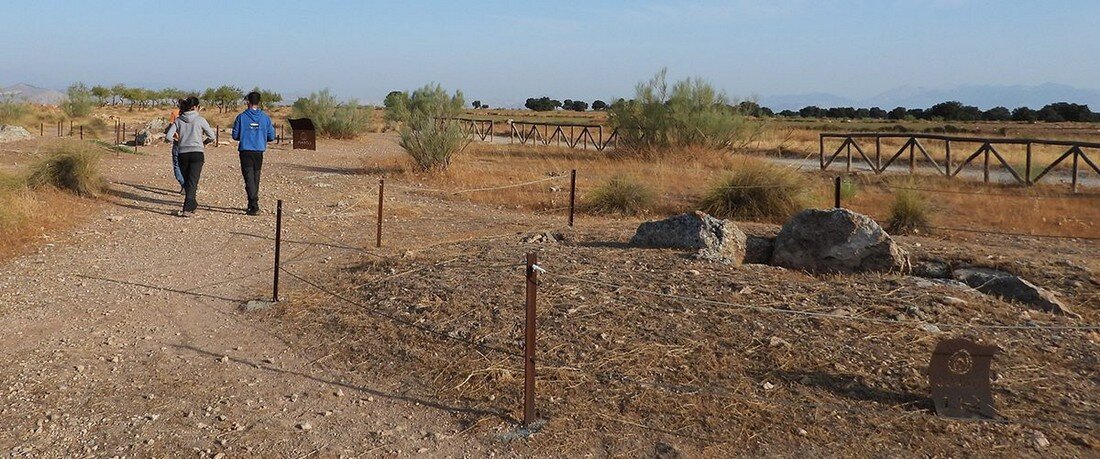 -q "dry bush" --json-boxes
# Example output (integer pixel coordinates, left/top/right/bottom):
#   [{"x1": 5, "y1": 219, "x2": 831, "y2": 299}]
[
  {"x1": 698, "y1": 159, "x2": 810, "y2": 222},
  {"x1": 398, "y1": 84, "x2": 469, "y2": 172},
  {"x1": 886, "y1": 188, "x2": 931, "y2": 234},
  {"x1": 291, "y1": 89, "x2": 370, "y2": 139},
  {"x1": 610, "y1": 69, "x2": 764, "y2": 157},
  {"x1": 0, "y1": 97, "x2": 29, "y2": 125},
  {"x1": 27, "y1": 141, "x2": 105, "y2": 197},
  {"x1": 586, "y1": 174, "x2": 655, "y2": 215}
]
